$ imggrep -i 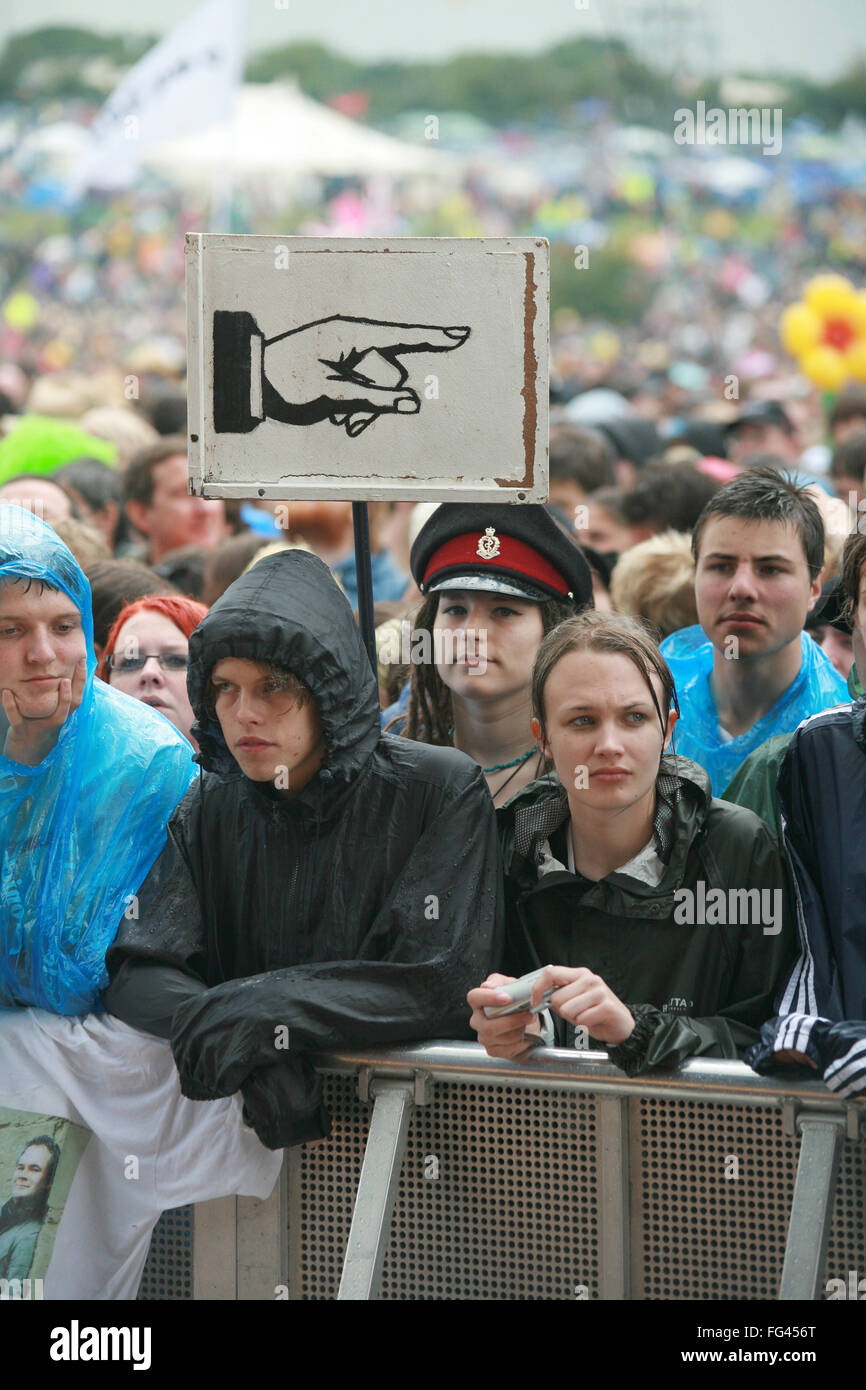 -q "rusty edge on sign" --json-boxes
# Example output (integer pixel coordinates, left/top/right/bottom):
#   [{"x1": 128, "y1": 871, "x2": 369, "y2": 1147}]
[{"x1": 494, "y1": 250, "x2": 536, "y2": 490}]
